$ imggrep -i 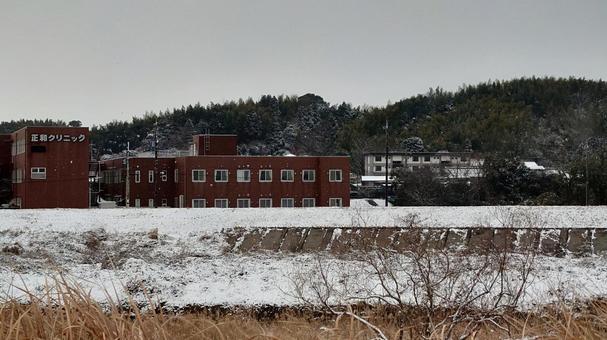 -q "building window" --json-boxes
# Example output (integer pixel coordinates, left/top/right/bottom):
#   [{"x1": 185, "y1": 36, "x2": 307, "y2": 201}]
[
  {"x1": 329, "y1": 198, "x2": 343, "y2": 207},
  {"x1": 374, "y1": 155, "x2": 382, "y2": 162},
  {"x1": 148, "y1": 170, "x2": 154, "y2": 183},
  {"x1": 412, "y1": 156, "x2": 419, "y2": 162},
  {"x1": 237, "y1": 169, "x2": 250, "y2": 182},
  {"x1": 237, "y1": 198, "x2": 250, "y2": 208},
  {"x1": 174, "y1": 169, "x2": 179, "y2": 183},
  {"x1": 161, "y1": 198, "x2": 168, "y2": 207},
  {"x1": 259, "y1": 198, "x2": 272, "y2": 208},
  {"x1": 329, "y1": 169, "x2": 342, "y2": 182},
  {"x1": 148, "y1": 199, "x2": 154, "y2": 207},
  {"x1": 30, "y1": 167, "x2": 46, "y2": 180},
  {"x1": 31, "y1": 145, "x2": 46, "y2": 153},
  {"x1": 424, "y1": 156, "x2": 431, "y2": 162},
  {"x1": 192, "y1": 169, "x2": 206, "y2": 182},
  {"x1": 215, "y1": 199, "x2": 228, "y2": 208},
  {"x1": 302, "y1": 198, "x2": 315, "y2": 207},
  {"x1": 214, "y1": 169, "x2": 228, "y2": 182},
  {"x1": 302, "y1": 169, "x2": 315, "y2": 182},
  {"x1": 161, "y1": 171, "x2": 168, "y2": 182},
  {"x1": 134, "y1": 199, "x2": 141, "y2": 208},
  {"x1": 134, "y1": 170, "x2": 141, "y2": 183},
  {"x1": 192, "y1": 199, "x2": 206, "y2": 208},
  {"x1": 259, "y1": 169, "x2": 272, "y2": 182},
  {"x1": 281, "y1": 169, "x2": 294, "y2": 182},
  {"x1": 374, "y1": 165, "x2": 382, "y2": 172},
  {"x1": 281, "y1": 198, "x2": 294, "y2": 207}
]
